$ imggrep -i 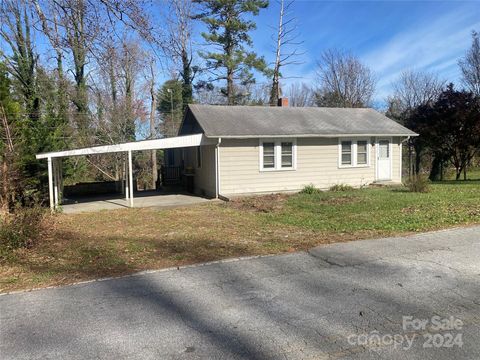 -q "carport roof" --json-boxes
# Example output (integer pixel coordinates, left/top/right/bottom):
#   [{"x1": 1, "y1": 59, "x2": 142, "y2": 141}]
[{"x1": 36, "y1": 134, "x2": 216, "y2": 159}]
